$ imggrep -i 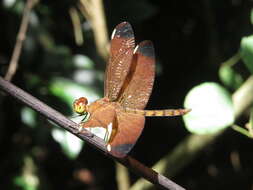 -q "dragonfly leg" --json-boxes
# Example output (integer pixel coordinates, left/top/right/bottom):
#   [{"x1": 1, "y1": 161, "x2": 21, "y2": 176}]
[
  {"x1": 107, "y1": 144, "x2": 111, "y2": 152},
  {"x1": 74, "y1": 123, "x2": 94, "y2": 138},
  {"x1": 81, "y1": 112, "x2": 89, "y2": 122},
  {"x1": 78, "y1": 124, "x2": 83, "y2": 132},
  {"x1": 103, "y1": 122, "x2": 114, "y2": 144}
]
